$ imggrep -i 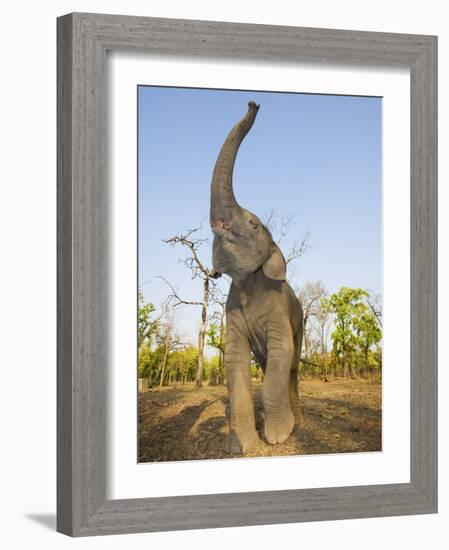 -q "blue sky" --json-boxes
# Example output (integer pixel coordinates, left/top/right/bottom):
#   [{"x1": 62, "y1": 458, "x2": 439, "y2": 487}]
[{"x1": 138, "y1": 86, "x2": 382, "y2": 345}]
